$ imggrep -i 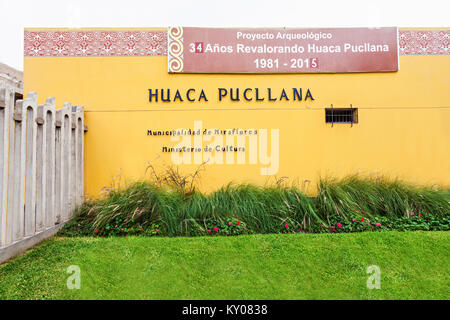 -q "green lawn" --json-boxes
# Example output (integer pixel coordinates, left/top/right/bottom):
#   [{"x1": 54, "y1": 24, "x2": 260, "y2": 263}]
[{"x1": 0, "y1": 231, "x2": 448, "y2": 300}]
